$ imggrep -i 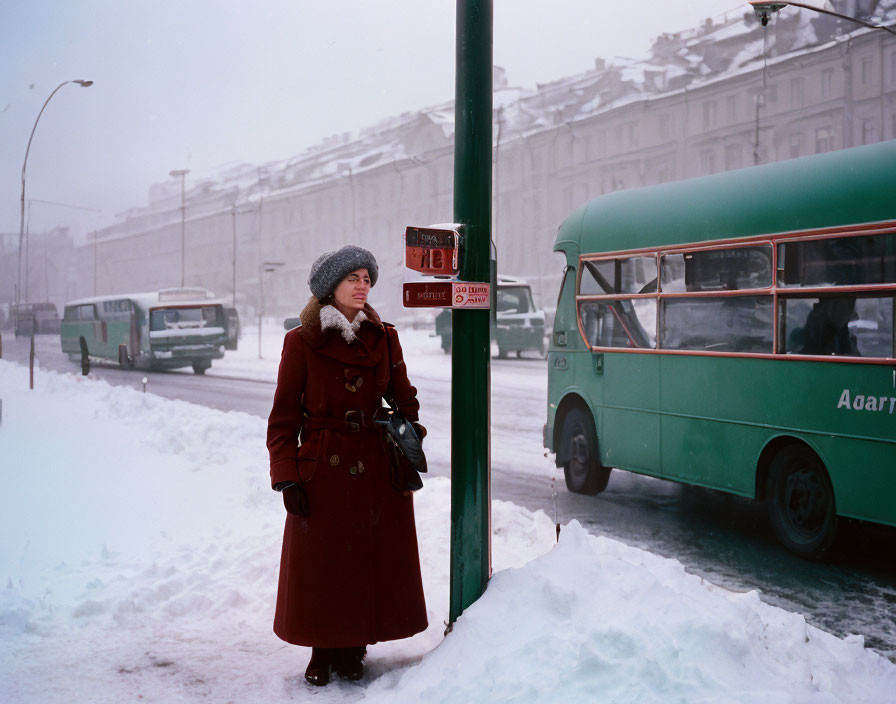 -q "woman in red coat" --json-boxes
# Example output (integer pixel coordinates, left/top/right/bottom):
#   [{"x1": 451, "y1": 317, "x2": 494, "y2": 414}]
[{"x1": 266, "y1": 245, "x2": 428, "y2": 686}]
